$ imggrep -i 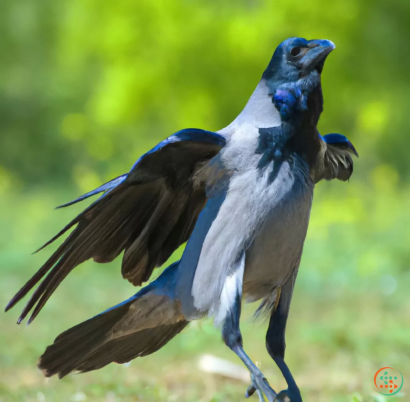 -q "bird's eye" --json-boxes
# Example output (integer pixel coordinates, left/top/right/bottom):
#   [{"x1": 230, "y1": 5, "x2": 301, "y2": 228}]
[{"x1": 290, "y1": 47, "x2": 301, "y2": 56}]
